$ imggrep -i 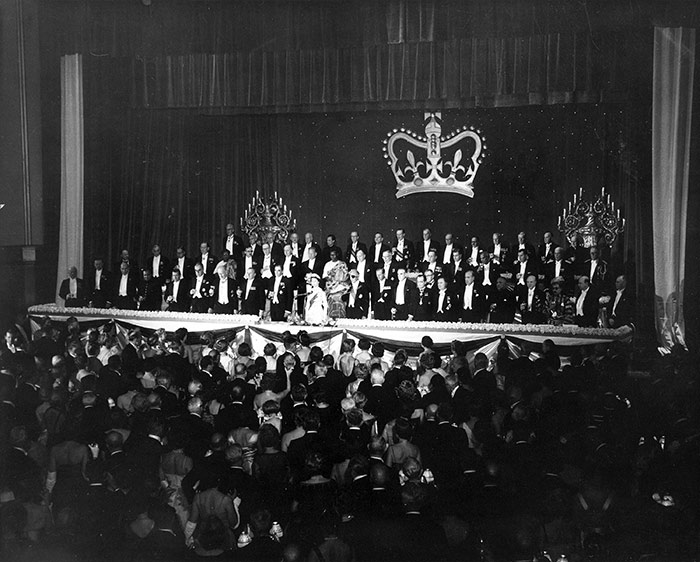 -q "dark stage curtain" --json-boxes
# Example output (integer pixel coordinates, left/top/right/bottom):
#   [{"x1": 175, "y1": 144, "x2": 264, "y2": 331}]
[
  {"x1": 130, "y1": 32, "x2": 649, "y2": 112},
  {"x1": 83, "y1": 101, "x2": 653, "y2": 327}
]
